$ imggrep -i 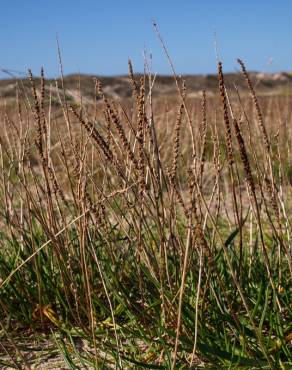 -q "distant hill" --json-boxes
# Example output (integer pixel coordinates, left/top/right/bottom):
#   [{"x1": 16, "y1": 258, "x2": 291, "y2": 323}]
[{"x1": 1, "y1": 71, "x2": 292, "y2": 103}]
